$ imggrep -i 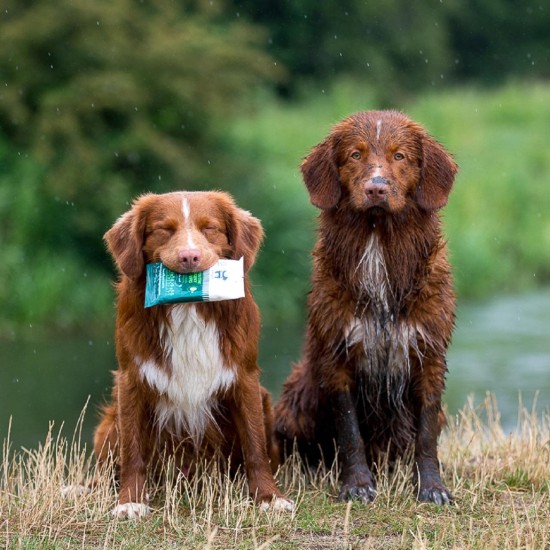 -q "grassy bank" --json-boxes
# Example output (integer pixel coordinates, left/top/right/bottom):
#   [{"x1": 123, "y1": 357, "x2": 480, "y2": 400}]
[{"x1": 1, "y1": 395, "x2": 548, "y2": 549}]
